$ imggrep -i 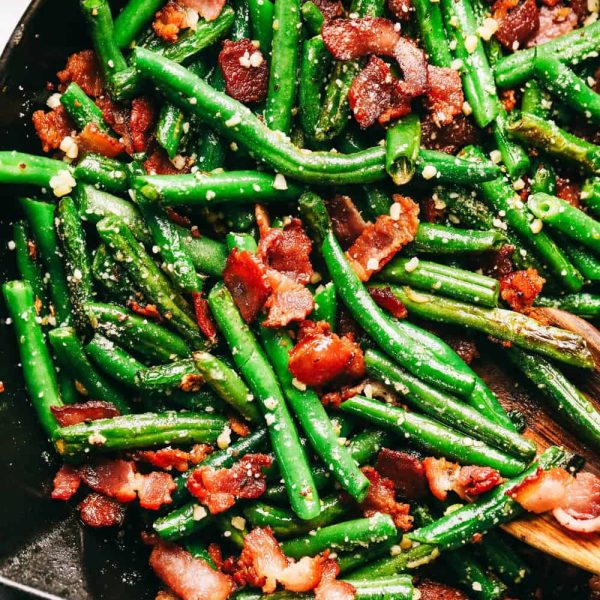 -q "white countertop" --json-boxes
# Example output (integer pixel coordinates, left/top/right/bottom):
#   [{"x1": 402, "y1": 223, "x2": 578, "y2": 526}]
[{"x1": 0, "y1": 2, "x2": 30, "y2": 54}]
